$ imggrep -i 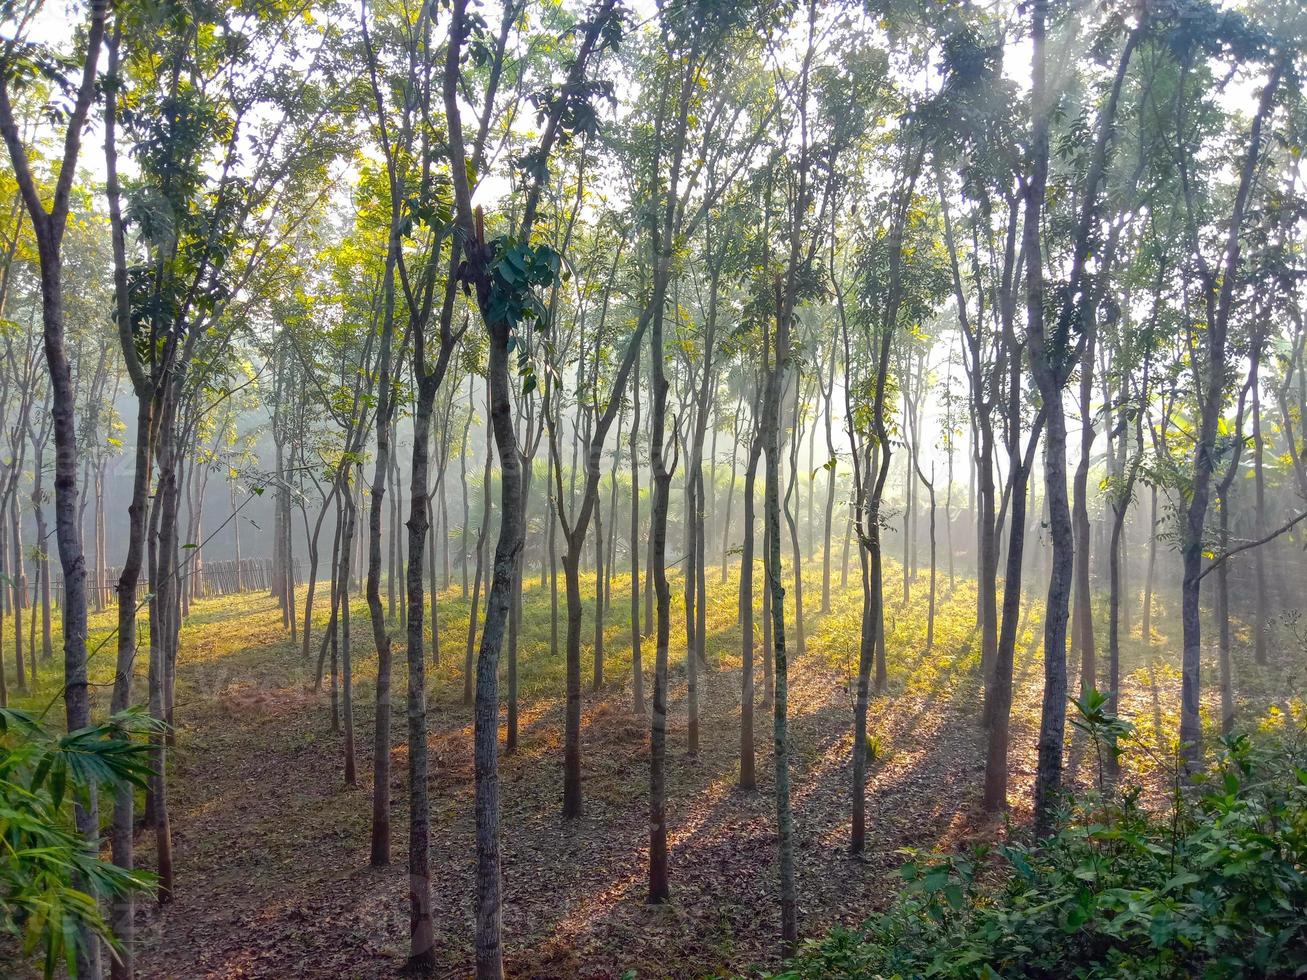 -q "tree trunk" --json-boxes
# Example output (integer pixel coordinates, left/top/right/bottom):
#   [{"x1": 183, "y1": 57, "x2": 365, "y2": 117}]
[
  {"x1": 739, "y1": 431, "x2": 762, "y2": 791},
  {"x1": 1142, "y1": 483, "x2": 1156, "y2": 642},
  {"x1": 630, "y1": 355, "x2": 643, "y2": 714},
  {"x1": 562, "y1": 551, "x2": 583, "y2": 817},
  {"x1": 683, "y1": 469, "x2": 698, "y2": 754},
  {"x1": 365, "y1": 240, "x2": 399, "y2": 866},
  {"x1": 148, "y1": 405, "x2": 177, "y2": 906},
  {"x1": 109, "y1": 391, "x2": 154, "y2": 980},
  {"x1": 9, "y1": 493, "x2": 25, "y2": 691},
  {"x1": 1215, "y1": 495, "x2": 1235, "y2": 733},
  {"x1": 722, "y1": 395, "x2": 742, "y2": 586},
  {"x1": 465, "y1": 414, "x2": 492, "y2": 708},
  {"x1": 1033, "y1": 401, "x2": 1073, "y2": 835},
  {"x1": 648, "y1": 291, "x2": 673, "y2": 904},
  {"x1": 1072, "y1": 337, "x2": 1097, "y2": 695},
  {"x1": 784, "y1": 376, "x2": 805, "y2": 658},
  {"x1": 404, "y1": 376, "x2": 438, "y2": 973},
  {"x1": 982, "y1": 427, "x2": 1039, "y2": 812},
  {"x1": 763, "y1": 321, "x2": 797, "y2": 957},
  {"x1": 472, "y1": 332, "x2": 522, "y2": 979},
  {"x1": 593, "y1": 495, "x2": 604, "y2": 691},
  {"x1": 341, "y1": 501, "x2": 357, "y2": 786},
  {"x1": 1250, "y1": 359, "x2": 1268, "y2": 665}
]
